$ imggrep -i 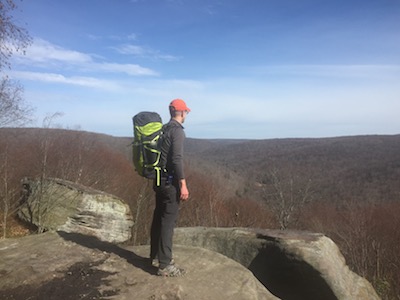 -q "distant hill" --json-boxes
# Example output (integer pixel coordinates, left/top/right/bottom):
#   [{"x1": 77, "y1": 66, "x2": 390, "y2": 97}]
[{"x1": 184, "y1": 134, "x2": 400, "y2": 204}]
